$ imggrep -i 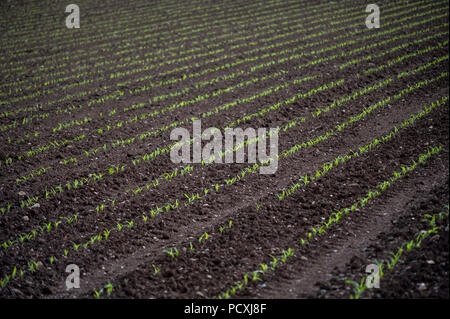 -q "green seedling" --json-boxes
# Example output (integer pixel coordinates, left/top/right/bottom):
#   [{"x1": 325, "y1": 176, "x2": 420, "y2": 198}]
[
  {"x1": 93, "y1": 288, "x2": 103, "y2": 299},
  {"x1": 252, "y1": 272, "x2": 262, "y2": 281},
  {"x1": 163, "y1": 247, "x2": 179, "y2": 259},
  {"x1": 198, "y1": 232, "x2": 209, "y2": 243},
  {"x1": 103, "y1": 229, "x2": 111, "y2": 240},
  {"x1": 104, "y1": 283, "x2": 113, "y2": 296},
  {"x1": 152, "y1": 264, "x2": 160, "y2": 276}
]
